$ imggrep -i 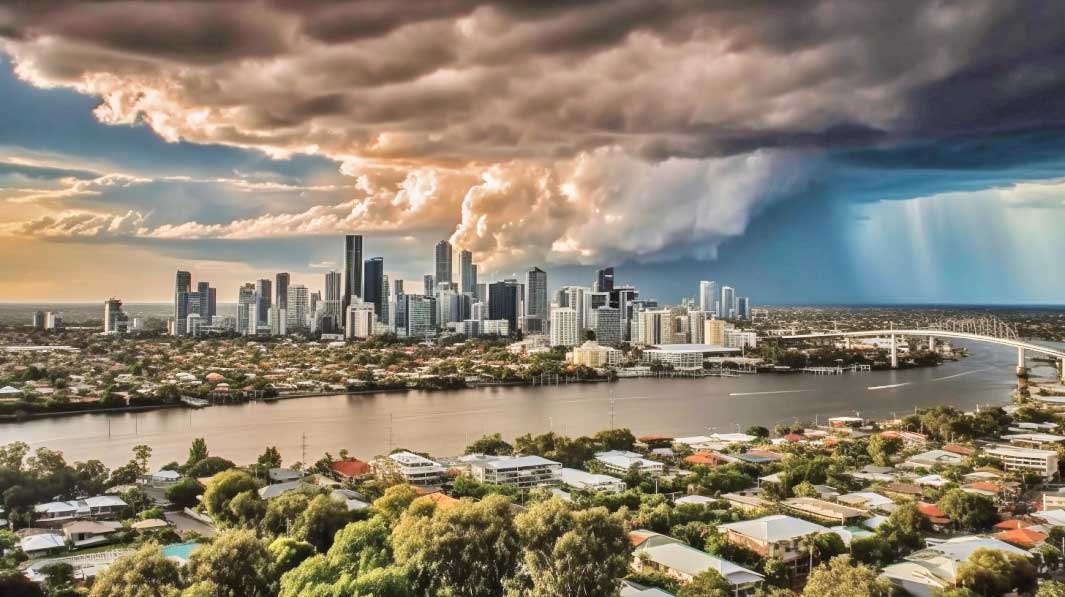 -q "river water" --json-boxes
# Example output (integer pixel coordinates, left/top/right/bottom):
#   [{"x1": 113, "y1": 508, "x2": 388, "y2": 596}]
[{"x1": 1, "y1": 341, "x2": 1060, "y2": 468}]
